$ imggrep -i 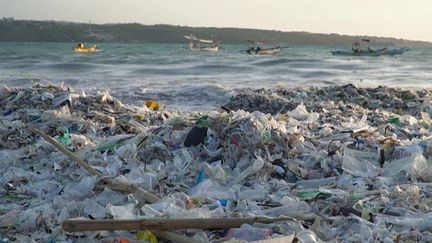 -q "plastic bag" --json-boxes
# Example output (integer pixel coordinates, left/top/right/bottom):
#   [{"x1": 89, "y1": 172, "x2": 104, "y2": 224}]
[
  {"x1": 224, "y1": 224, "x2": 273, "y2": 241},
  {"x1": 342, "y1": 147, "x2": 380, "y2": 178}
]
